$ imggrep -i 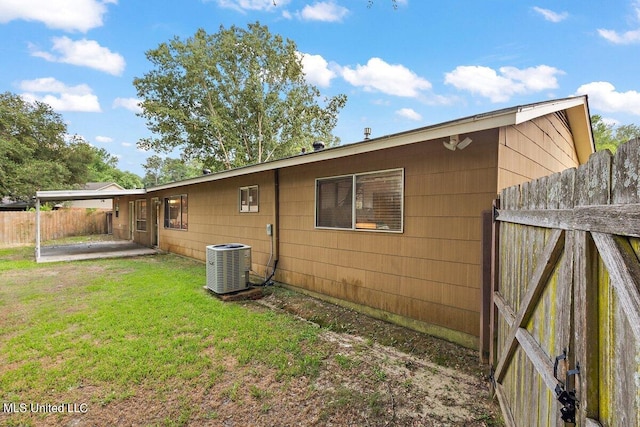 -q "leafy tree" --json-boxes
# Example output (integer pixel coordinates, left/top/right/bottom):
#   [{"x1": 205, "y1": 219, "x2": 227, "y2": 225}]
[
  {"x1": 161, "y1": 157, "x2": 200, "y2": 183},
  {"x1": 142, "y1": 155, "x2": 203, "y2": 187},
  {"x1": 85, "y1": 145, "x2": 143, "y2": 189},
  {"x1": 134, "y1": 22, "x2": 347, "y2": 172},
  {"x1": 113, "y1": 170, "x2": 145, "y2": 189},
  {"x1": 591, "y1": 115, "x2": 640, "y2": 153},
  {"x1": 0, "y1": 92, "x2": 143, "y2": 201},
  {"x1": 142, "y1": 155, "x2": 163, "y2": 187},
  {"x1": 0, "y1": 92, "x2": 92, "y2": 201}
]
